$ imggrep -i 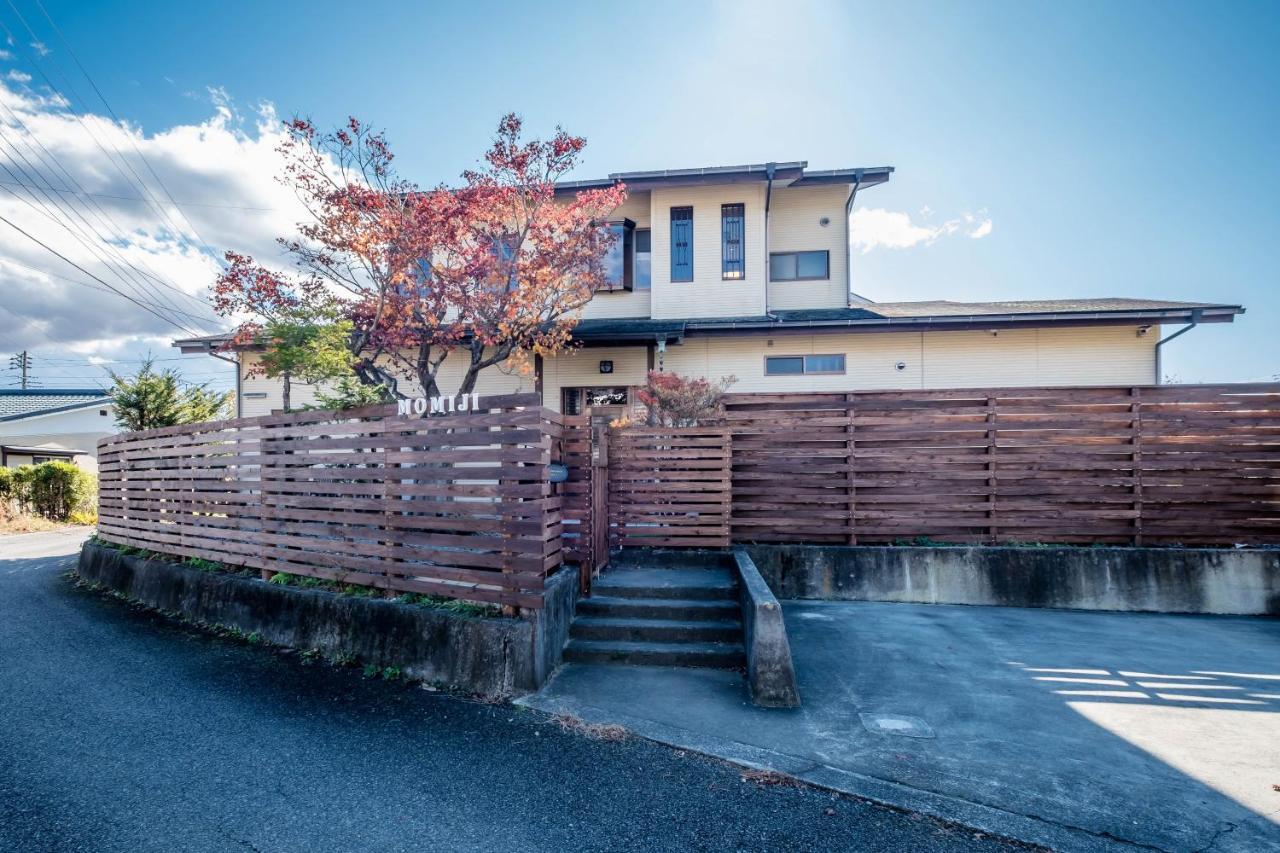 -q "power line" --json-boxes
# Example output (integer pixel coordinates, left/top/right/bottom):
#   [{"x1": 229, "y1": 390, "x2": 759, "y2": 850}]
[
  {"x1": 0, "y1": 178, "x2": 278, "y2": 212},
  {"x1": 0, "y1": 7, "x2": 219, "y2": 278},
  {"x1": 0, "y1": 180, "x2": 212, "y2": 331},
  {"x1": 0, "y1": 91, "x2": 221, "y2": 326},
  {"x1": 0, "y1": 135, "x2": 212, "y2": 331},
  {"x1": 34, "y1": 0, "x2": 221, "y2": 253},
  {"x1": 0, "y1": 93, "x2": 224, "y2": 319},
  {"x1": 0, "y1": 211, "x2": 208, "y2": 336}
]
